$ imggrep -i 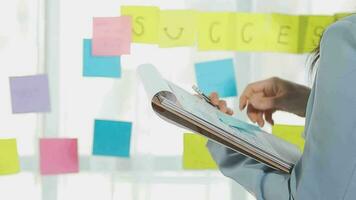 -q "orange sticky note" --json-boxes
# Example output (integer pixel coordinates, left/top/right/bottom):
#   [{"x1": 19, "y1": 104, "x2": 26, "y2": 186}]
[{"x1": 92, "y1": 16, "x2": 132, "y2": 56}]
